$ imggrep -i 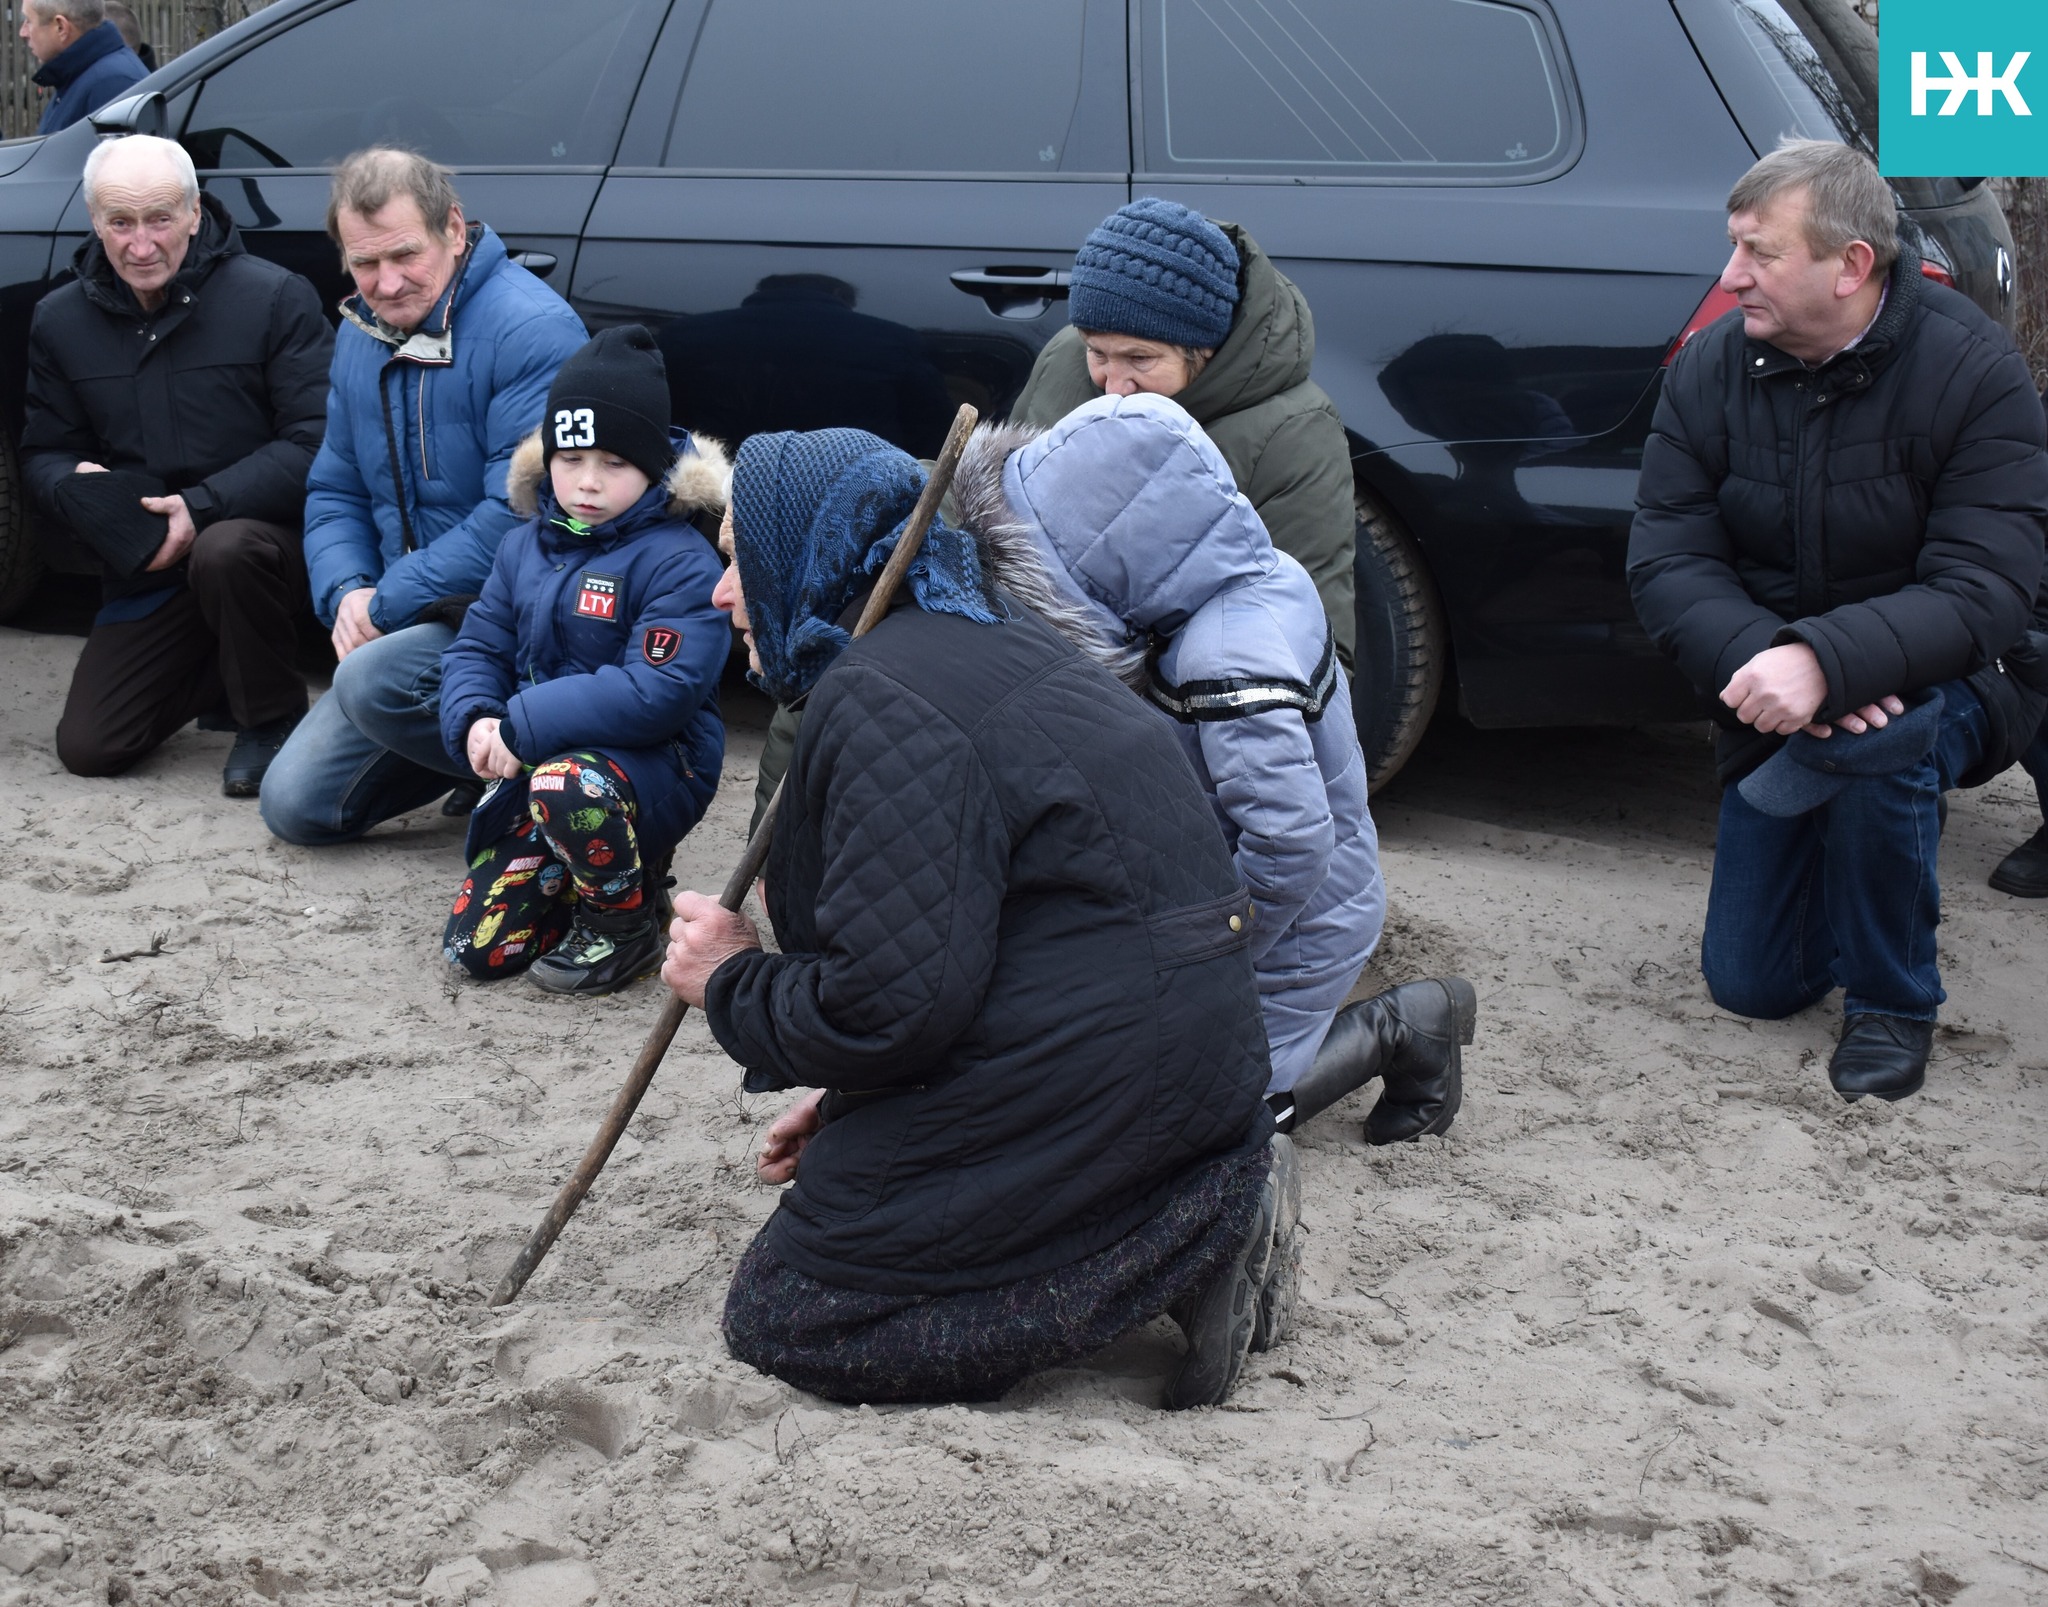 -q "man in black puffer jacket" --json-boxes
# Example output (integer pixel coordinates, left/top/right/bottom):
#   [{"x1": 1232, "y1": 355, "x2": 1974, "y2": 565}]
[
  {"x1": 24, "y1": 135, "x2": 331, "y2": 795},
  {"x1": 1630, "y1": 140, "x2": 2048, "y2": 1104},
  {"x1": 661, "y1": 426, "x2": 1288, "y2": 1408}
]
